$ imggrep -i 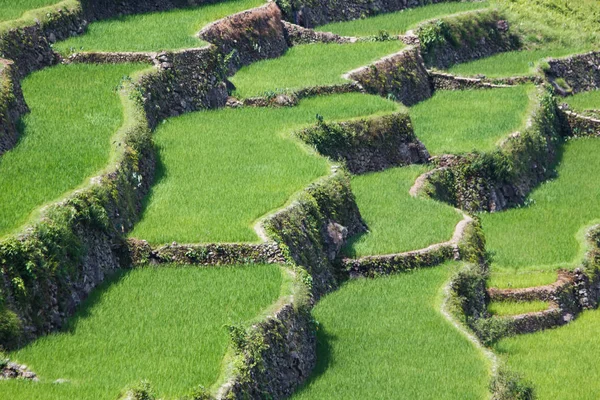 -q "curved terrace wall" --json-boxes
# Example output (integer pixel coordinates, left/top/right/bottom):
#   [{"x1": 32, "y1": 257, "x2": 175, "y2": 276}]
[
  {"x1": 0, "y1": 60, "x2": 28, "y2": 156},
  {"x1": 416, "y1": 86, "x2": 566, "y2": 212}
]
